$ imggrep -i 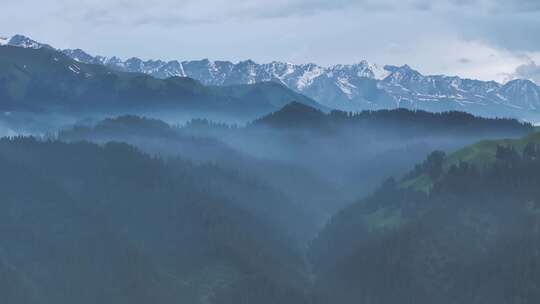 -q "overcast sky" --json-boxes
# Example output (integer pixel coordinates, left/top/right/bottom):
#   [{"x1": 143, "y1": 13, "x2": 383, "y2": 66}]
[{"x1": 2, "y1": 0, "x2": 540, "y2": 83}]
